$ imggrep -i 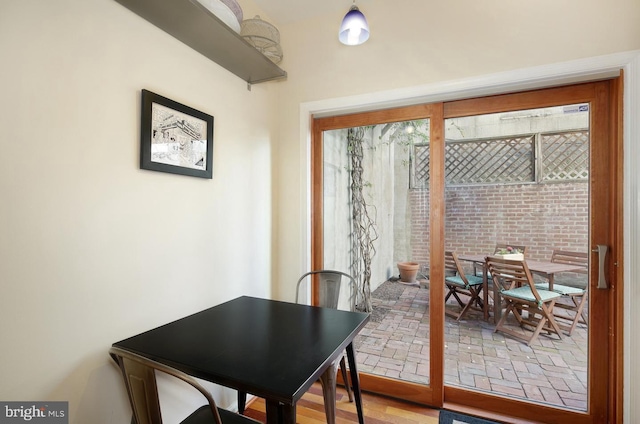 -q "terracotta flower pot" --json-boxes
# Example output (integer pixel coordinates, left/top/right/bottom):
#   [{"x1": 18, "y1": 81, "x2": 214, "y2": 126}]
[{"x1": 397, "y1": 261, "x2": 420, "y2": 283}]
